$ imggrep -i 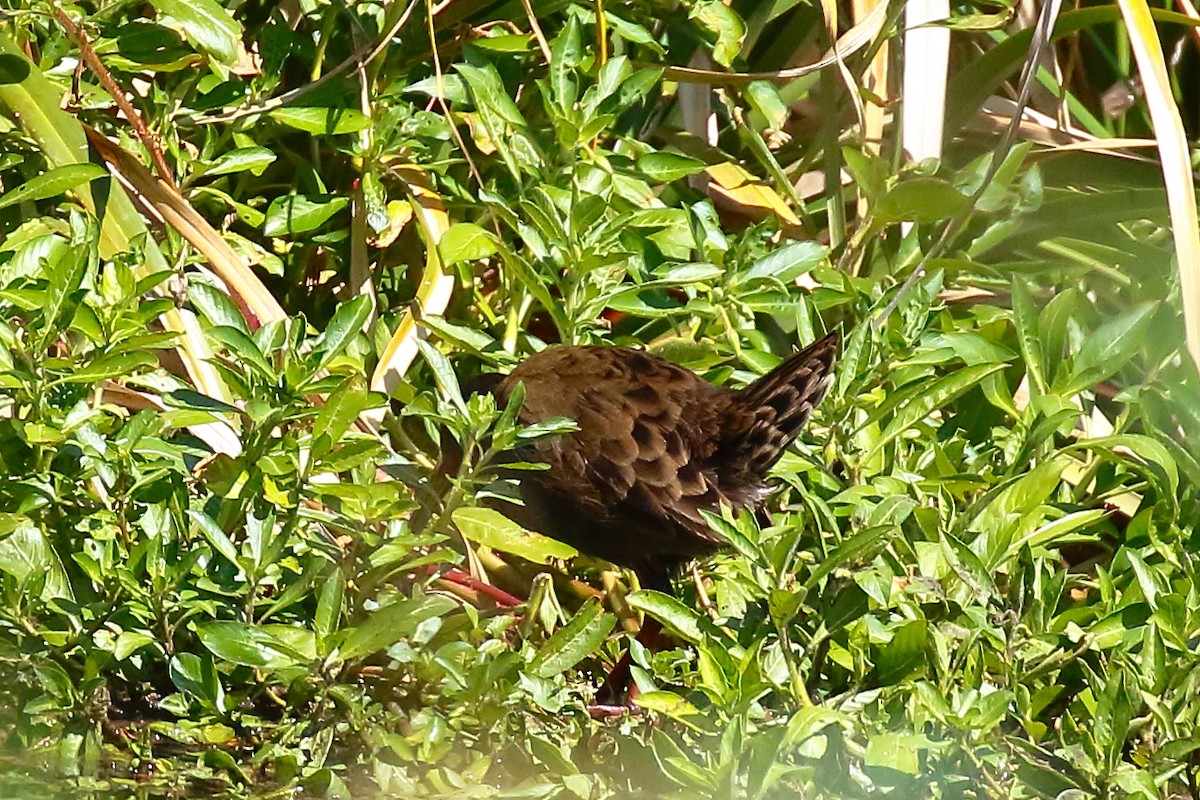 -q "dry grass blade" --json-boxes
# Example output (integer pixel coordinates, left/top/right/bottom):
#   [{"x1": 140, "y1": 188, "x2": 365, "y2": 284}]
[
  {"x1": 976, "y1": 97, "x2": 1157, "y2": 161},
  {"x1": 83, "y1": 126, "x2": 286, "y2": 330},
  {"x1": 1115, "y1": 0, "x2": 1200, "y2": 371},
  {"x1": 364, "y1": 166, "x2": 455, "y2": 431},
  {"x1": 100, "y1": 383, "x2": 242, "y2": 456},
  {"x1": 901, "y1": 0, "x2": 950, "y2": 165}
]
